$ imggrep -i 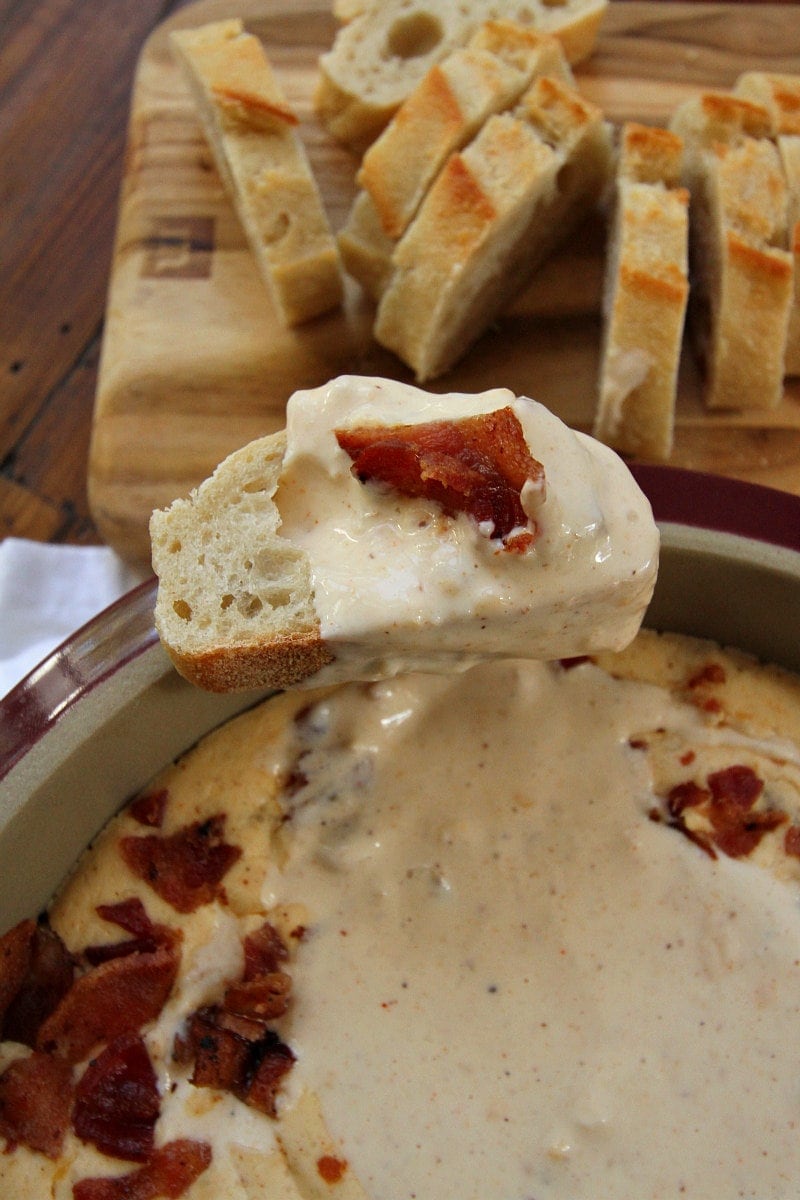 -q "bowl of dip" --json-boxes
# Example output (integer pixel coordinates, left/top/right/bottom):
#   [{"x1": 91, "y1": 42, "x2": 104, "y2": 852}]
[
  {"x1": 3, "y1": 464, "x2": 800, "y2": 1199},
  {"x1": 2, "y1": 462, "x2": 800, "y2": 924}
]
